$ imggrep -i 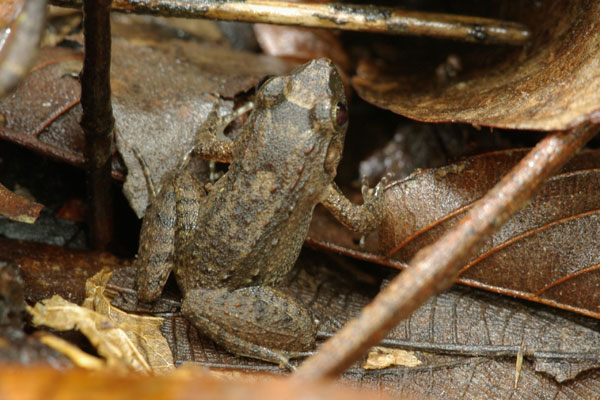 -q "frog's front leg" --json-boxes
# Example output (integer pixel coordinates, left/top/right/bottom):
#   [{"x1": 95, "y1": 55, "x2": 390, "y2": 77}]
[
  {"x1": 187, "y1": 102, "x2": 254, "y2": 165},
  {"x1": 321, "y1": 178, "x2": 387, "y2": 235},
  {"x1": 181, "y1": 286, "x2": 317, "y2": 368},
  {"x1": 135, "y1": 176, "x2": 177, "y2": 303}
]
